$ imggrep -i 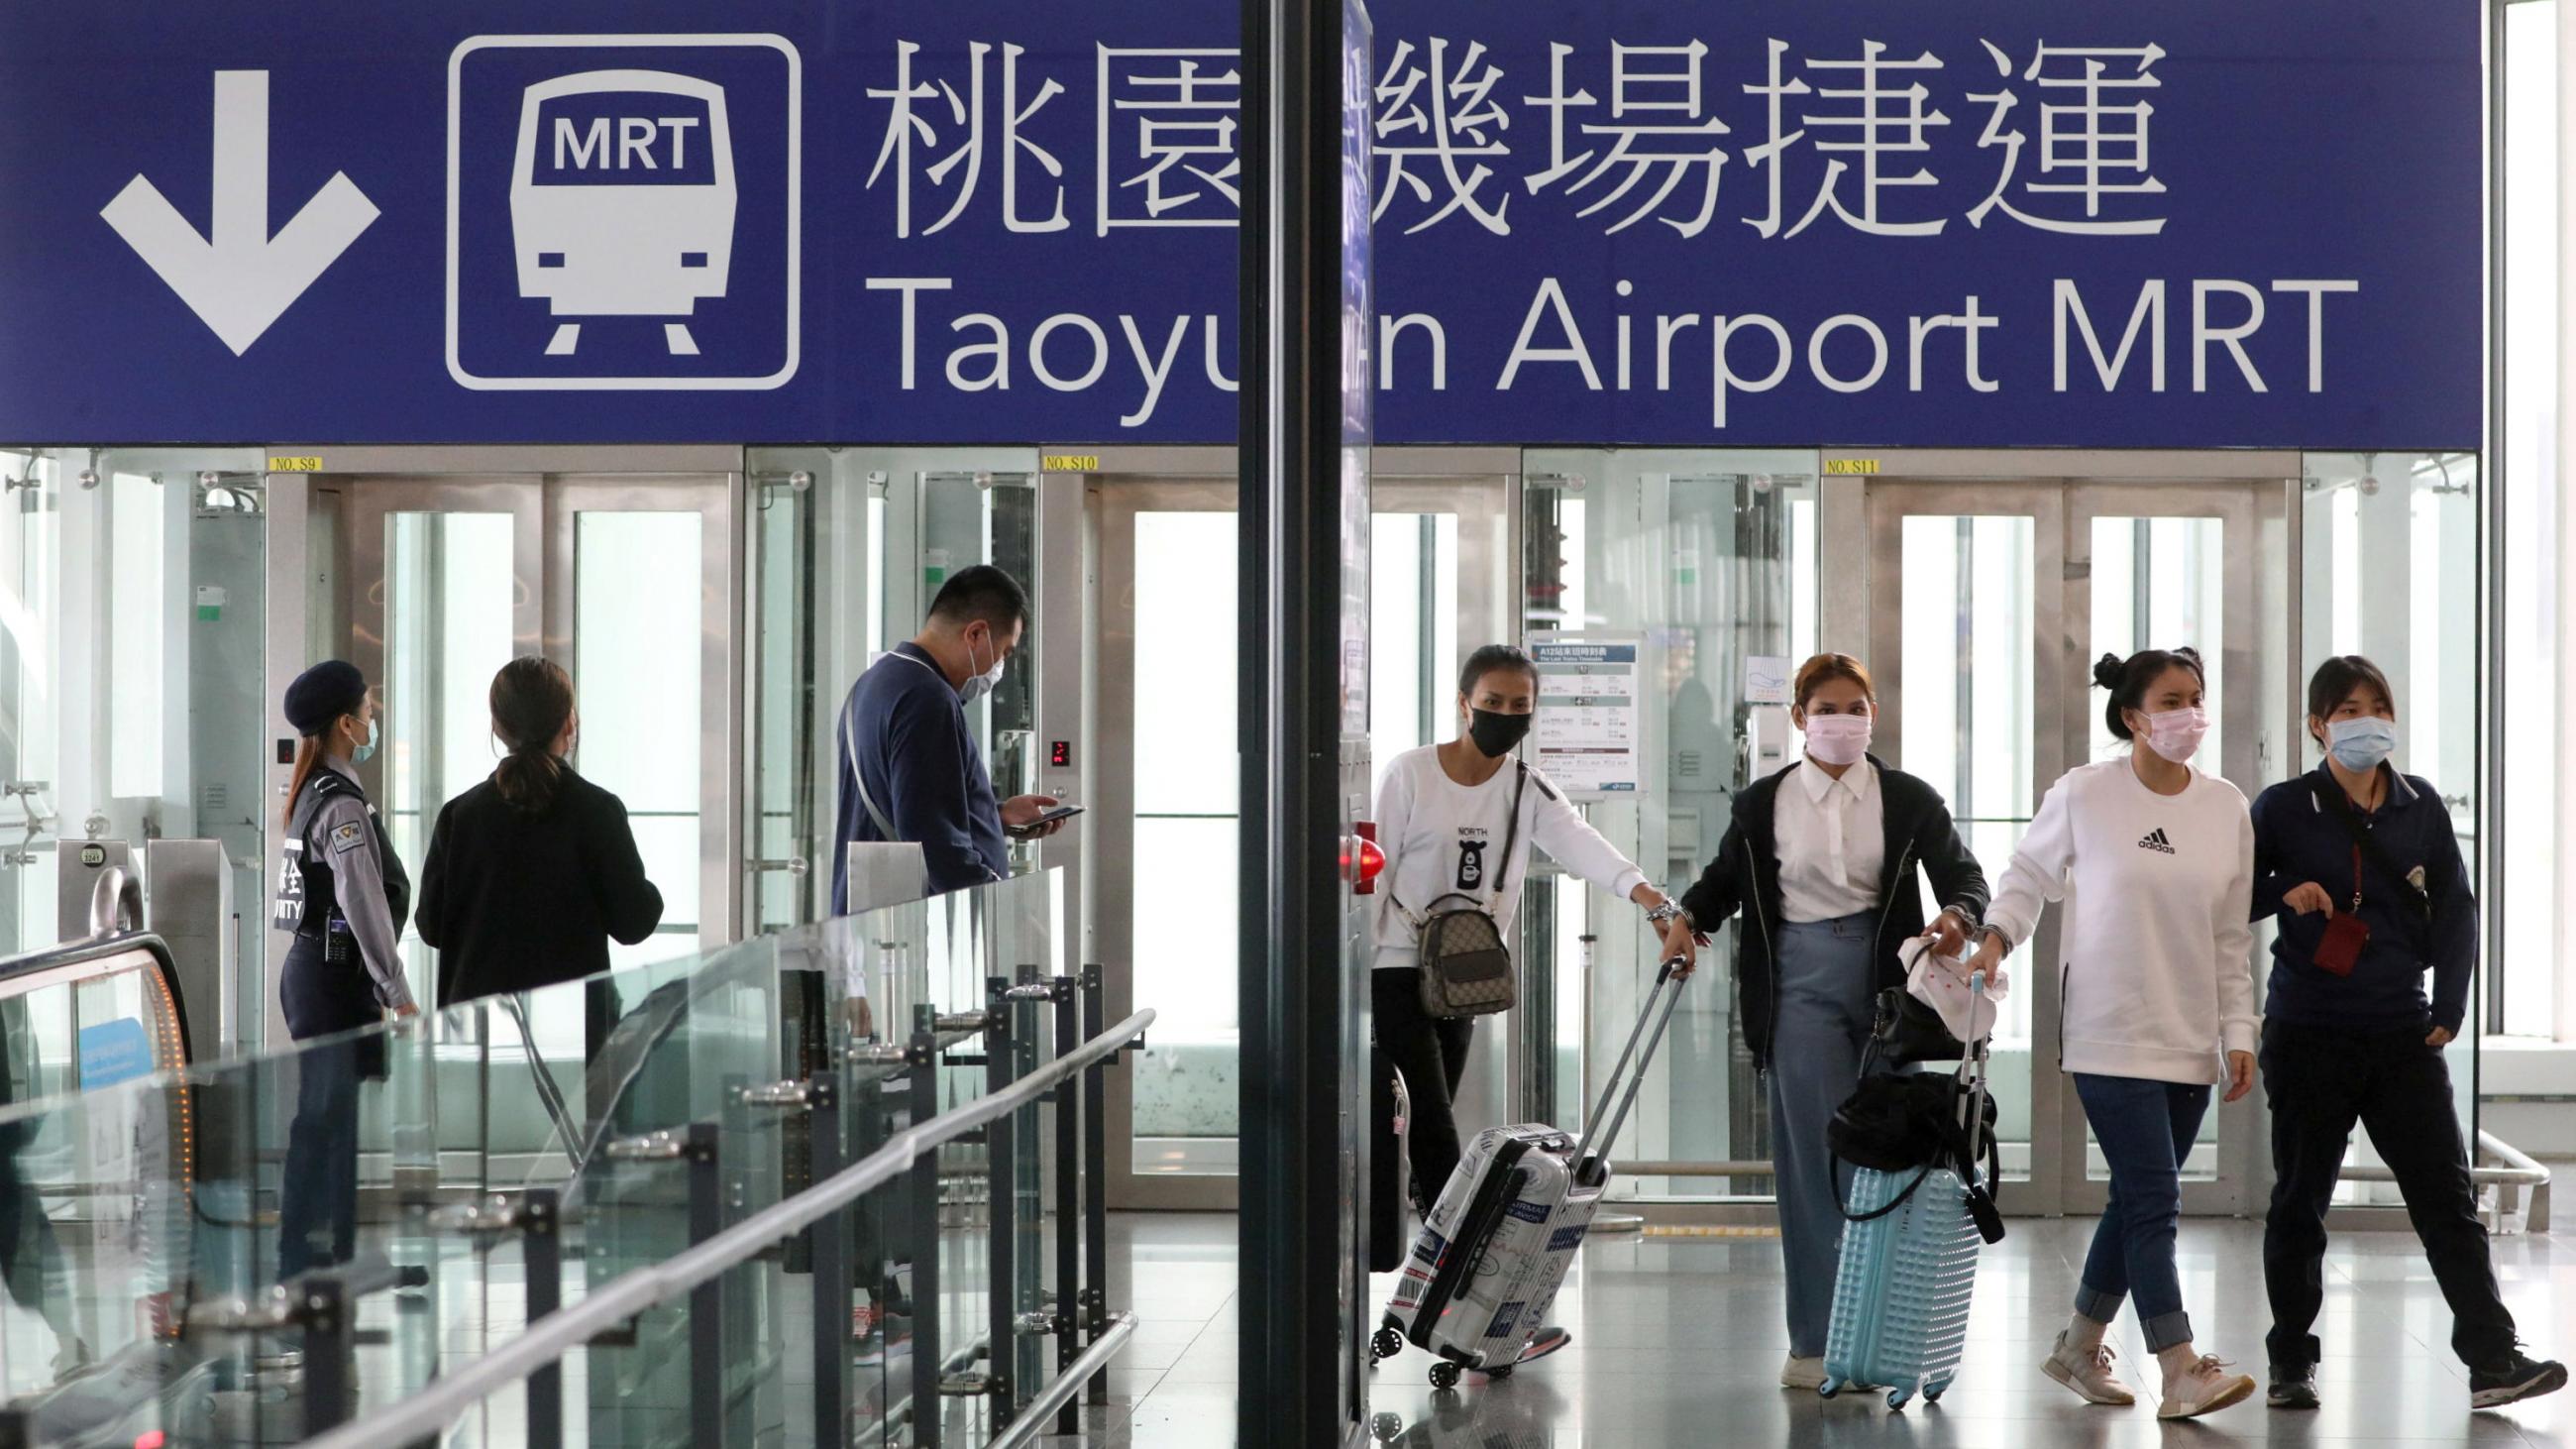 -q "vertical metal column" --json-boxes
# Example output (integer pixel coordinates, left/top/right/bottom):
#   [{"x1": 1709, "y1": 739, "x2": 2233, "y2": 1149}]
[
  {"x1": 685, "y1": 1122, "x2": 722, "y2": 1449},
  {"x1": 1080, "y1": 966, "x2": 1110, "y2": 1406},
  {"x1": 983, "y1": 977, "x2": 1016, "y2": 1427},
  {"x1": 1237, "y1": 0, "x2": 1365, "y2": 1438},
  {"x1": 1051, "y1": 975, "x2": 1080, "y2": 1435},
  {"x1": 523, "y1": 1190, "x2": 564, "y2": 1449},
  {"x1": 908, "y1": 1015, "x2": 943, "y2": 1449},
  {"x1": 806, "y1": 1078, "x2": 850, "y2": 1449}
]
